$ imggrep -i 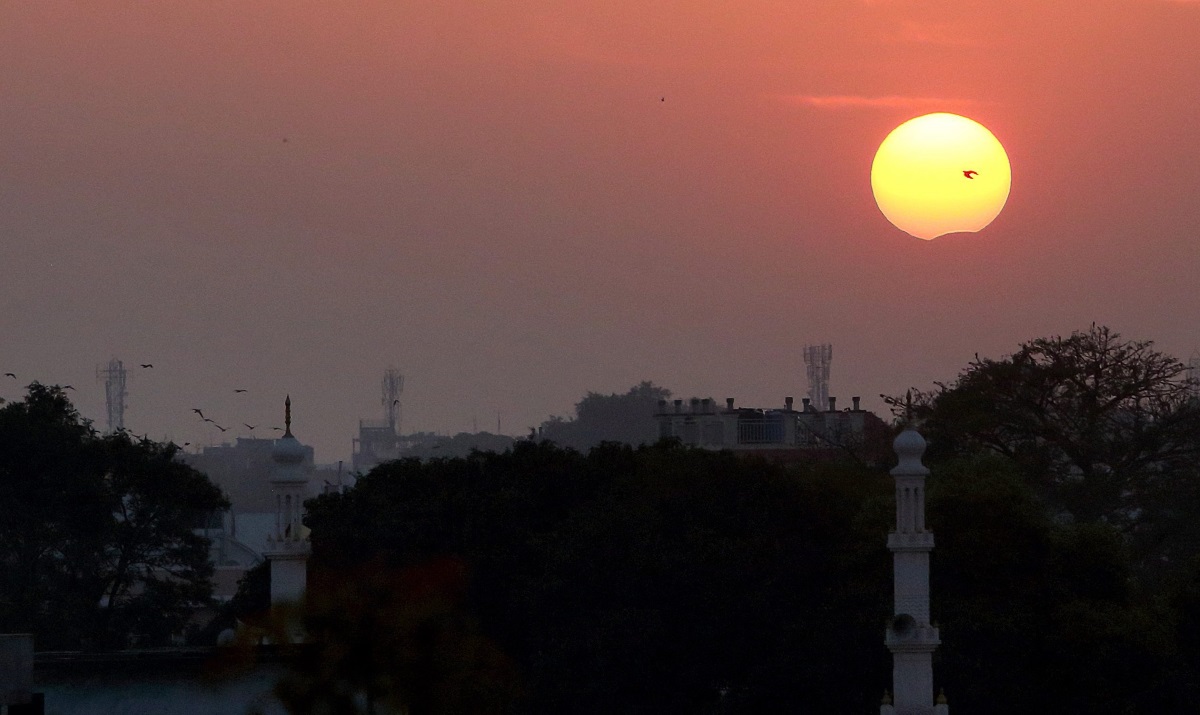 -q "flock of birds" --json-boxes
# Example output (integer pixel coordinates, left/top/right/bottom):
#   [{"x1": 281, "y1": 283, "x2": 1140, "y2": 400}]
[{"x1": 3, "y1": 363, "x2": 281, "y2": 449}]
